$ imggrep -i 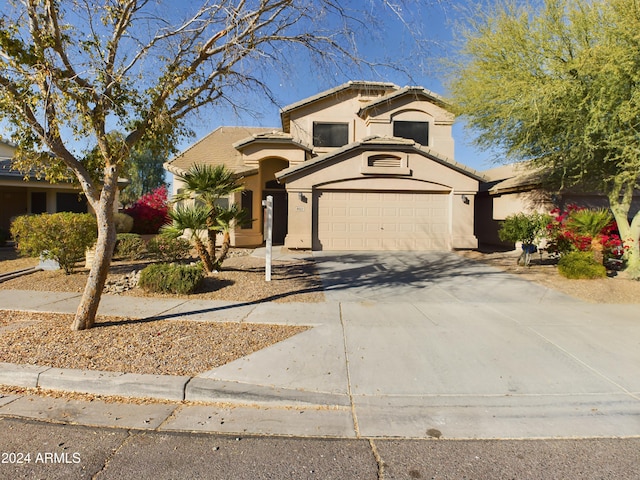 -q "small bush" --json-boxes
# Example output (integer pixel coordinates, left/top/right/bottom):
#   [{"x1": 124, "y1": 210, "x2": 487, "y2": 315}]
[
  {"x1": 114, "y1": 212, "x2": 134, "y2": 233},
  {"x1": 147, "y1": 234, "x2": 192, "y2": 262},
  {"x1": 558, "y1": 251, "x2": 607, "y2": 279},
  {"x1": 114, "y1": 233, "x2": 146, "y2": 260},
  {"x1": 138, "y1": 262, "x2": 204, "y2": 294},
  {"x1": 10, "y1": 212, "x2": 97, "y2": 274},
  {"x1": 499, "y1": 212, "x2": 551, "y2": 246}
]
